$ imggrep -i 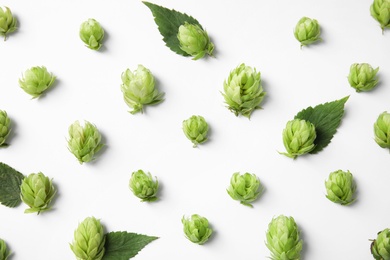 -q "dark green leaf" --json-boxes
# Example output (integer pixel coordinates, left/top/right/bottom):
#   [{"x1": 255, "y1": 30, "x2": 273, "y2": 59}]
[
  {"x1": 294, "y1": 96, "x2": 349, "y2": 154},
  {"x1": 103, "y1": 231, "x2": 158, "y2": 260},
  {"x1": 0, "y1": 162, "x2": 24, "y2": 207},
  {"x1": 143, "y1": 1, "x2": 201, "y2": 56}
]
